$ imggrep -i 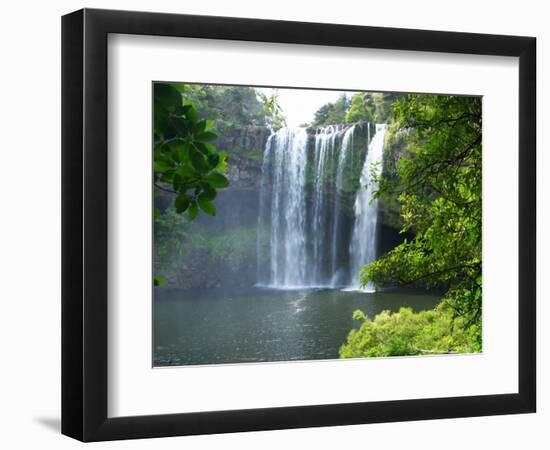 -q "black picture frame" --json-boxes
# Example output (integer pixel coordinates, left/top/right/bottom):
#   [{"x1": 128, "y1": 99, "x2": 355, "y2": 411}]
[{"x1": 62, "y1": 8, "x2": 536, "y2": 442}]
